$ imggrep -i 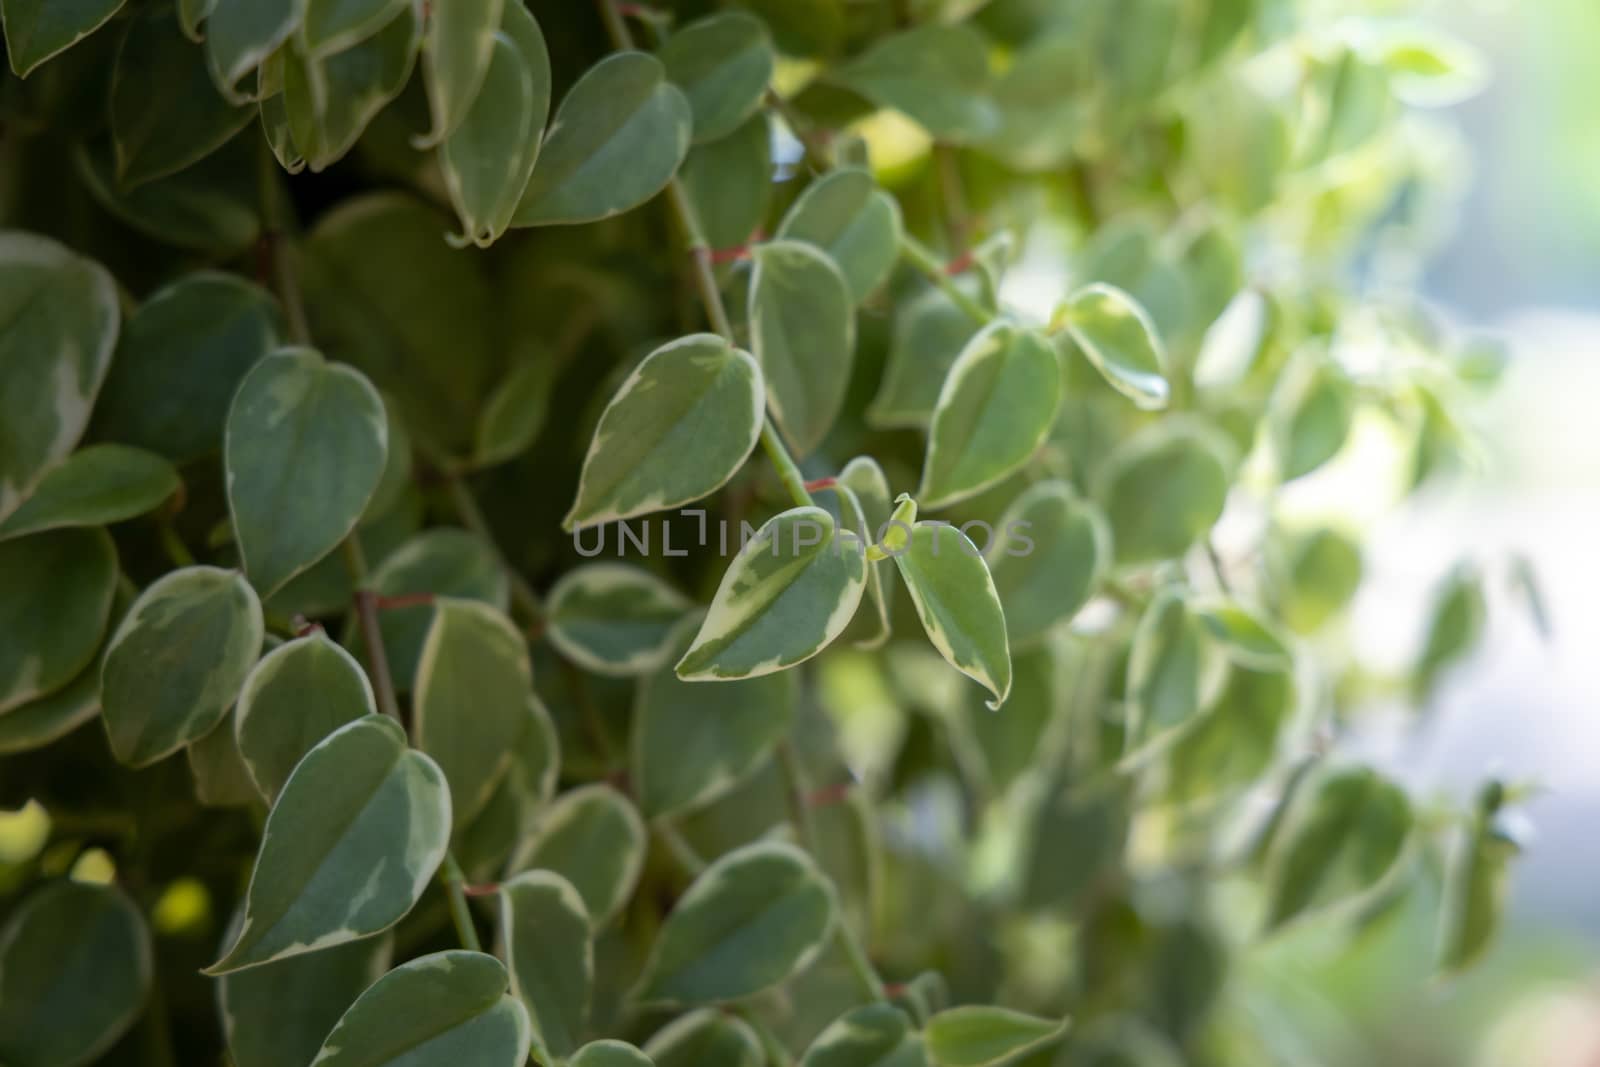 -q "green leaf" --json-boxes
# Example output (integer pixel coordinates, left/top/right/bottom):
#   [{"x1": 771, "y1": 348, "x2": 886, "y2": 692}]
[
  {"x1": 564, "y1": 333, "x2": 764, "y2": 530},
  {"x1": 1438, "y1": 783, "x2": 1518, "y2": 974},
  {"x1": 499, "y1": 871, "x2": 591, "y2": 1061},
  {"x1": 923, "y1": 1007, "x2": 1065, "y2": 1067},
  {"x1": 310, "y1": 950, "x2": 533, "y2": 1066},
  {"x1": 680, "y1": 113, "x2": 773, "y2": 250},
  {"x1": 645, "y1": 1008, "x2": 764, "y2": 1067},
  {"x1": 1263, "y1": 767, "x2": 1413, "y2": 931},
  {"x1": 1165, "y1": 663, "x2": 1297, "y2": 806},
  {"x1": 867, "y1": 285, "x2": 980, "y2": 429},
  {"x1": 1125, "y1": 589, "x2": 1203, "y2": 756},
  {"x1": 0, "y1": 232, "x2": 119, "y2": 524},
  {"x1": 800, "y1": 1004, "x2": 926, "y2": 1067},
  {"x1": 236, "y1": 632, "x2": 376, "y2": 800},
  {"x1": 207, "y1": 715, "x2": 450, "y2": 973},
  {"x1": 225, "y1": 347, "x2": 389, "y2": 597},
  {"x1": 513, "y1": 51, "x2": 691, "y2": 227},
  {"x1": 474, "y1": 356, "x2": 556, "y2": 468},
  {"x1": 986, "y1": 481, "x2": 1109, "y2": 648},
  {"x1": 100, "y1": 565, "x2": 263, "y2": 767},
  {"x1": 92, "y1": 273, "x2": 281, "y2": 462},
  {"x1": 0, "y1": 581, "x2": 130, "y2": 755},
  {"x1": 110, "y1": 9, "x2": 250, "y2": 187},
  {"x1": 1273, "y1": 525, "x2": 1363, "y2": 634},
  {"x1": 546, "y1": 563, "x2": 692, "y2": 676},
  {"x1": 893, "y1": 521, "x2": 1011, "y2": 709},
  {"x1": 179, "y1": 0, "x2": 214, "y2": 40},
  {"x1": 283, "y1": 3, "x2": 421, "y2": 172},
  {"x1": 837, "y1": 456, "x2": 895, "y2": 648},
  {"x1": 1273, "y1": 356, "x2": 1354, "y2": 481},
  {"x1": 189, "y1": 708, "x2": 262, "y2": 807},
  {"x1": 1194, "y1": 288, "x2": 1270, "y2": 390},
  {"x1": 1096, "y1": 418, "x2": 1235, "y2": 565},
  {"x1": 1413, "y1": 564, "x2": 1486, "y2": 705},
  {"x1": 831, "y1": 24, "x2": 998, "y2": 143},
  {"x1": 962, "y1": 645, "x2": 1056, "y2": 794},
  {"x1": 0, "y1": 445, "x2": 178, "y2": 541},
  {"x1": 509, "y1": 784, "x2": 645, "y2": 928},
  {"x1": 413, "y1": 598, "x2": 535, "y2": 828},
  {"x1": 302, "y1": 0, "x2": 408, "y2": 57},
  {"x1": 919, "y1": 322, "x2": 1060, "y2": 510},
  {"x1": 417, "y1": 0, "x2": 502, "y2": 146},
  {"x1": 0, "y1": 528, "x2": 116, "y2": 714},
  {"x1": 220, "y1": 930, "x2": 393, "y2": 1067},
  {"x1": 0, "y1": 0, "x2": 125, "y2": 76},
  {"x1": 659, "y1": 11, "x2": 774, "y2": 144},
  {"x1": 1054, "y1": 284, "x2": 1169, "y2": 410},
  {"x1": 1193, "y1": 601, "x2": 1293, "y2": 673},
  {"x1": 0, "y1": 881, "x2": 151, "y2": 1067},
  {"x1": 440, "y1": 5, "x2": 551, "y2": 247},
  {"x1": 73, "y1": 136, "x2": 262, "y2": 254},
  {"x1": 206, "y1": 0, "x2": 305, "y2": 101},
  {"x1": 776, "y1": 168, "x2": 902, "y2": 305},
  {"x1": 980, "y1": 36, "x2": 1089, "y2": 172},
  {"x1": 634, "y1": 840, "x2": 837, "y2": 1007},
  {"x1": 676, "y1": 506, "x2": 867, "y2": 681},
  {"x1": 635, "y1": 621, "x2": 797, "y2": 818},
  {"x1": 570, "y1": 1041, "x2": 655, "y2": 1067},
  {"x1": 302, "y1": 195, "x2": 495, "y2": 454},
  {"x1": 455, "y1": 693, "x2": 561, "y2": 882},
  {"x1": 356, "y1": 527, "x2": 510, "y2": 686},
  {"x1": 749, "y1": 240, "x2": 857, "y2": 456}
]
